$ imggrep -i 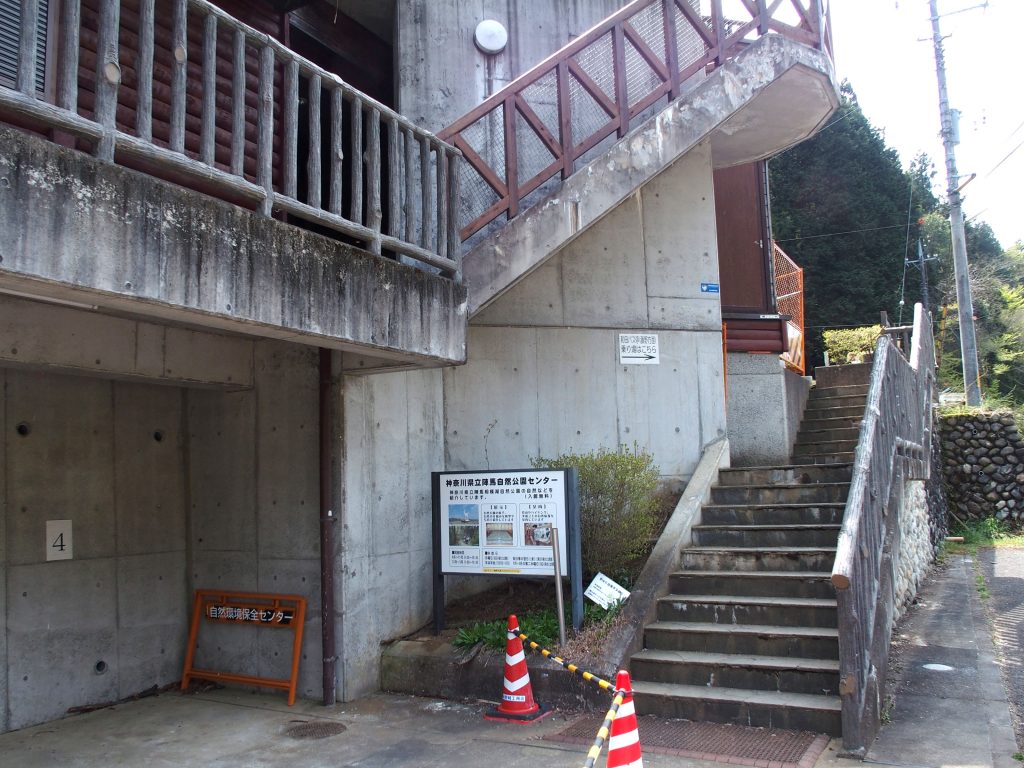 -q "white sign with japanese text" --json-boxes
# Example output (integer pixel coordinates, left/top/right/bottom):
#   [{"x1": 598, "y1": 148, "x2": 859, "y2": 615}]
[
  {"x1": 618, "y1": 333, "x2": 659, "y2": 365},
  {"x1": 584, "y1": 572, "x2": 631, "y2": 609},
  {"x1": 439, "y1": 470, "x2": 568, "y2": 575},
  {"x1": 46, "y1": 519, "x2": 73, "y2": 561}
]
